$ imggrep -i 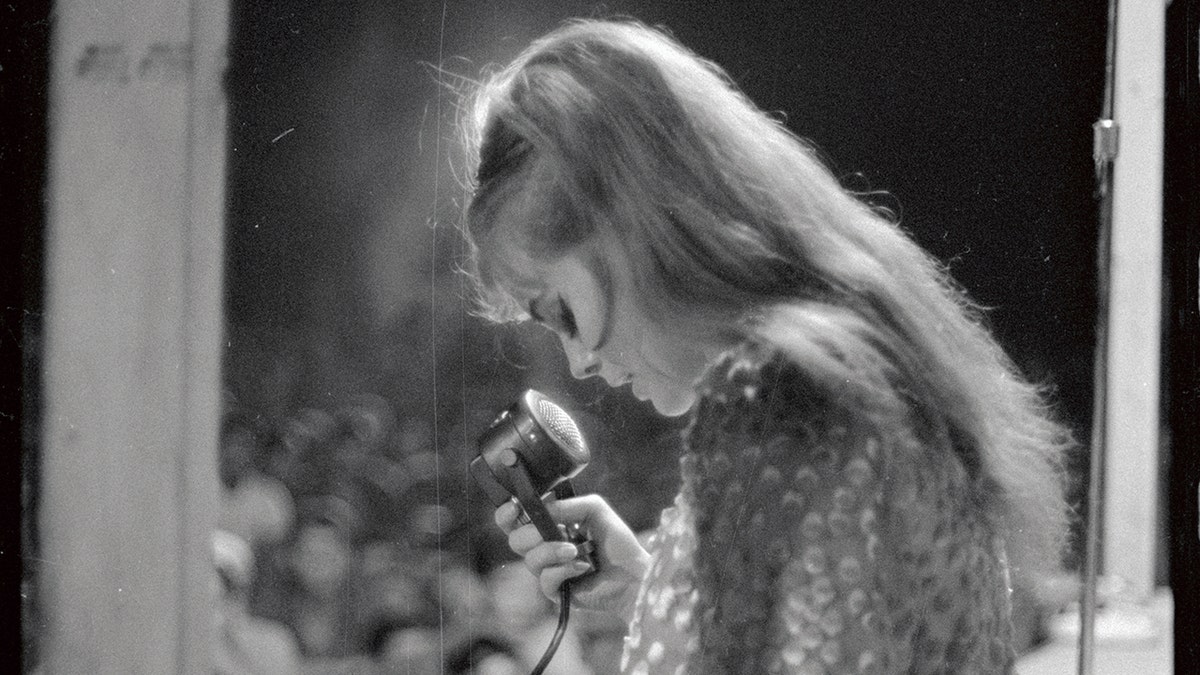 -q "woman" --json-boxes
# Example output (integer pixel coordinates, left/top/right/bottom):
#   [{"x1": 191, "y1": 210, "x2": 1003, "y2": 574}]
[{"x1": 461, "y1": 19, "x2": 1071, "y2": 674}]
